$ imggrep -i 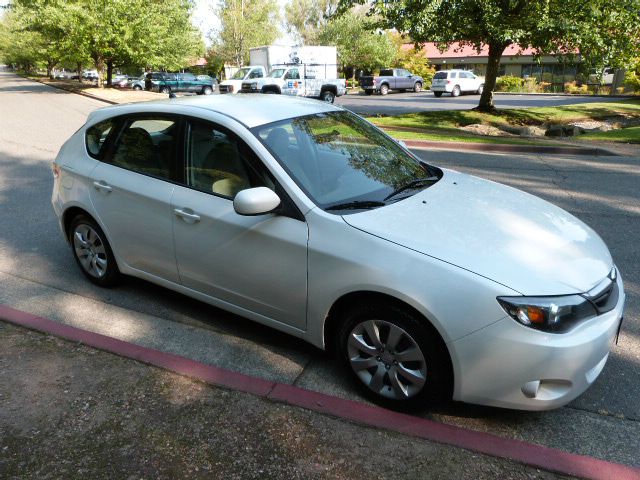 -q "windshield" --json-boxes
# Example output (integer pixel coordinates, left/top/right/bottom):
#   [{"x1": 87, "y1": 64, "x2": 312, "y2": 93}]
[
  {"x1": 269, "y1": 68, "x2": 286, "y2": 78},
  {"x1": 253, "y1": 111, "x2": 440, "y2": 211},
  {"x1": 232, "y1": 67, "x2": 251, "y2": 80}
]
